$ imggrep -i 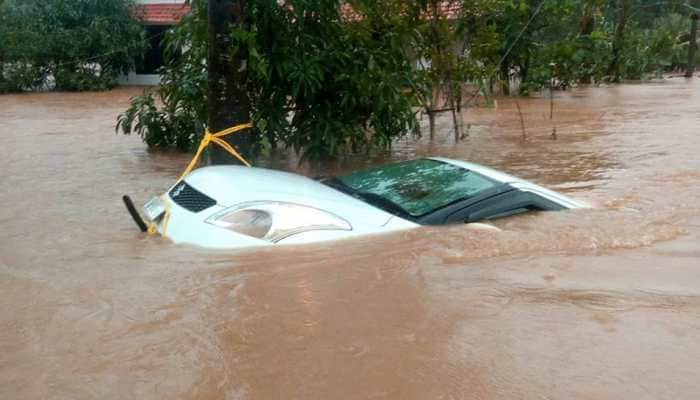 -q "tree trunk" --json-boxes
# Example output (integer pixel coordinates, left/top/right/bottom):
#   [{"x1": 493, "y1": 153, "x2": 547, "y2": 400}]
[
  {"x1": 428, "y1": 111, "x2": 436, "y2": 140},
  {"x1": 579, "y1": 15, "x2": 595, "y2": 36},
  {"x1": 514, "y1": 99, "x2": 526, "y2": 140},
  {"x1": 607, "y1": 0, "x2": 630, "y2": 82},
  {"x1": 207, "y1": 0, "x2": 253, "y2": 165},
  {"x1": 686, "y1": 13, "x2": 699, "y2": 78},
  {"x1": 500, "y1": 61, "x2": 510, "y2": 95},
  {"x1": 518, "y1": 55, "x2": 530, "y2": 95},
  {"x1": 578, "y1": 8, "x2": 596, "y2": 84},
  {"x1": 448, "y1": 91, "x2": 461, "y2": 142},
  {"x1": 450, "y1": 105, "x2": 460, "y2": 142}
]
